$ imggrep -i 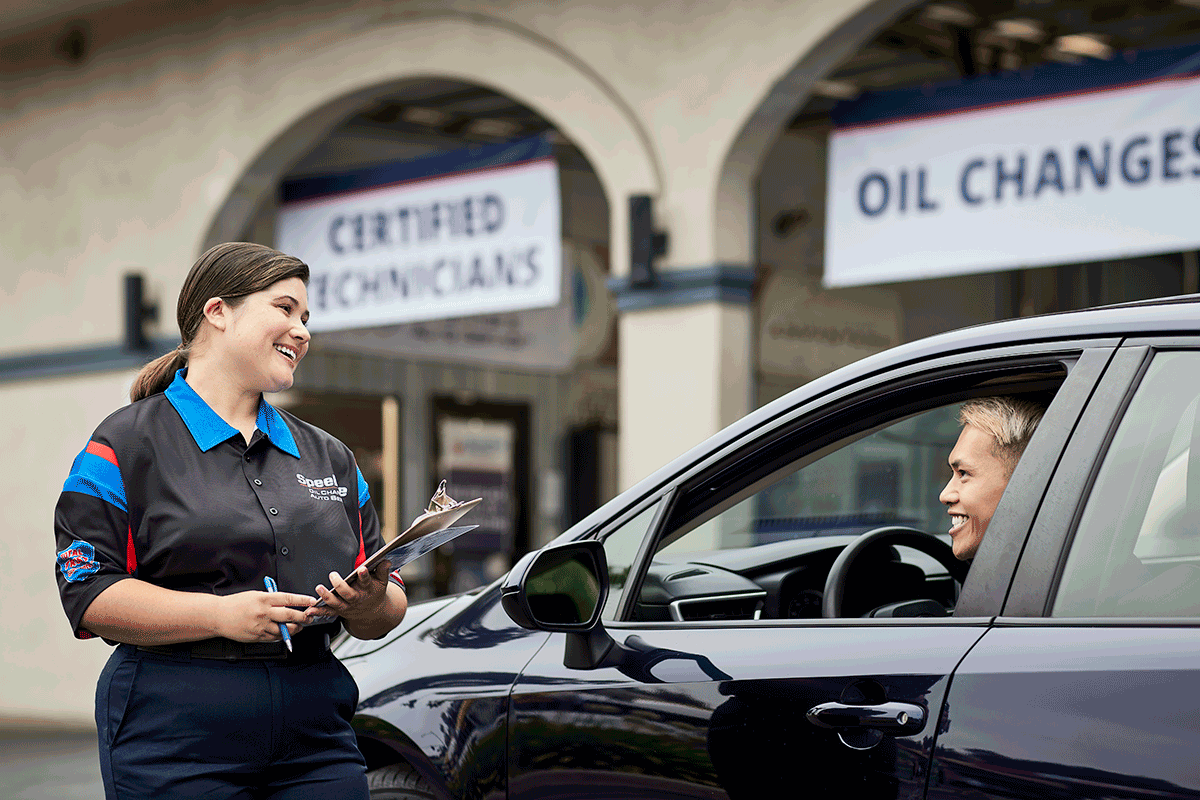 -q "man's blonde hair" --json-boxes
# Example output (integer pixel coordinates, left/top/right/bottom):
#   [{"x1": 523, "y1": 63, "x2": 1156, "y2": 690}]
[{"x1": 959, "y1": 396, "x2": 1046, "y2": 475}]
